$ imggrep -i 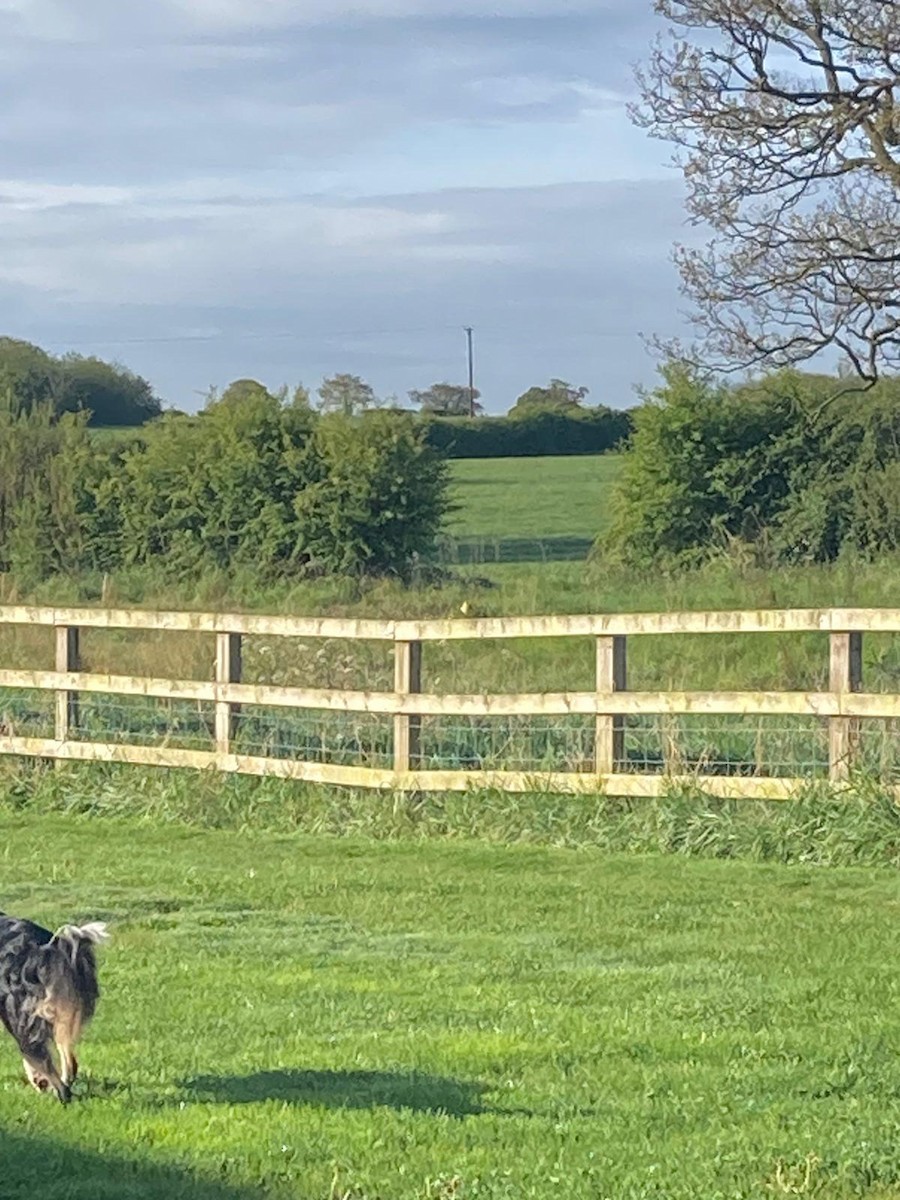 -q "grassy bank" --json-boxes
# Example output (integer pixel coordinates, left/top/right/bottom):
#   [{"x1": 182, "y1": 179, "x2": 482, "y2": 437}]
[
  {"x1": 2, "y1": 763, "x2": 900, "y2": 868},
  {"x1": 1, "y1": 816, "x2": 899, "y2": 1198}
]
